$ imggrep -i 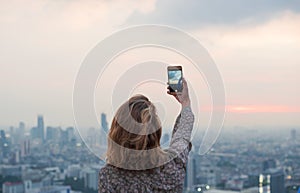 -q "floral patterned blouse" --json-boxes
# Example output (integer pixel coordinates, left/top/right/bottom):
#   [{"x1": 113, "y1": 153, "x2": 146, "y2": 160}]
[{"x1": 98, "y1": 106, "x2": 195, "y2": 193}]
